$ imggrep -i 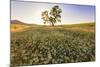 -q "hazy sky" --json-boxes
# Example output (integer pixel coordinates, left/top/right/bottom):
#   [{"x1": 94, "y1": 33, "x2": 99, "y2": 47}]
[{"x1": 11, "y1": 1, "x2": 95, "y2": 25}]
